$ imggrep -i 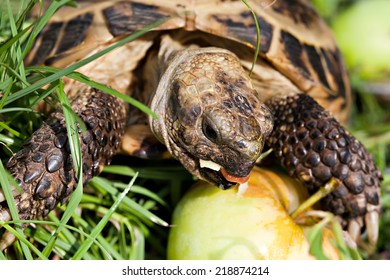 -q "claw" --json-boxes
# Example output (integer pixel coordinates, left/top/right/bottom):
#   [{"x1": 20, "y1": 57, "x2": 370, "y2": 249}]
[
  {"x1": 342, "y1": 230, "x2": 358, "y2": 249},
  {"x1": 0, "y1": 208, "x2": 11, "y2": 223},
  {"x1": 365, "y1": 206, "x2": 379, "y2": 245},
  {"x1": 0, "y1": 231, "x2": 16, "y2": 251},
  {"x1": 347, "y1": 217, "x2": 363, "y2": 243},
  {"x1": 0, "y1": 186, "x2": 19, "y2": 203}
]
